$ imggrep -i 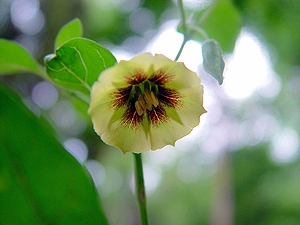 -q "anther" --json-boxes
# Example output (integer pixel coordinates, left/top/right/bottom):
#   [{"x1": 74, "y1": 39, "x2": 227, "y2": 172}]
[
  {"x1": 144, "y1": 92, "x2": 153, "y2": 110},
  {"x1": 135, "y1": 95, "x2": 146, "y2": 116},
  {"x1": 150, "y1": 92, "x2": 159, "y2": 107},
  {"x1": 135, "y1": 101, "x2": 144, "y2": 116},
  {"x1": 138, "y1": 95, "x2": 146, "y2": 110}
]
